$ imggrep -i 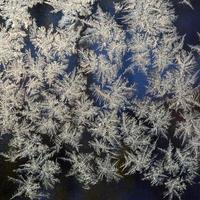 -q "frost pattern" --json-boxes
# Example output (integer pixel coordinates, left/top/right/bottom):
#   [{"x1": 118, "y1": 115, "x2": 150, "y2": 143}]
[{"x1": 0, "y1": 0, "x2": 200, "y2": 200}]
